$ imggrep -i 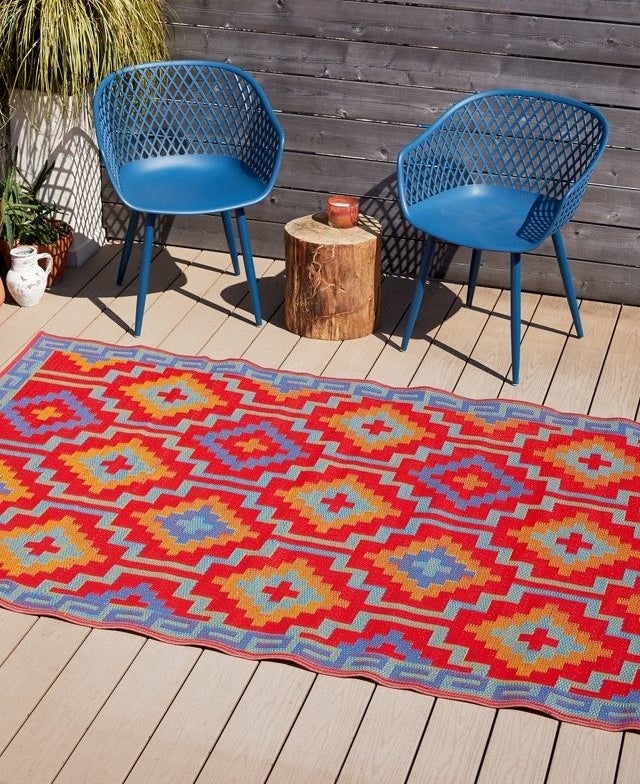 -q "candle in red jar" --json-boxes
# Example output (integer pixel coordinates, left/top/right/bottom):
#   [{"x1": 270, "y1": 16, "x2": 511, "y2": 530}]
[{"x1": 326, "y1": 195, "x2": 360, "y2": 228}]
